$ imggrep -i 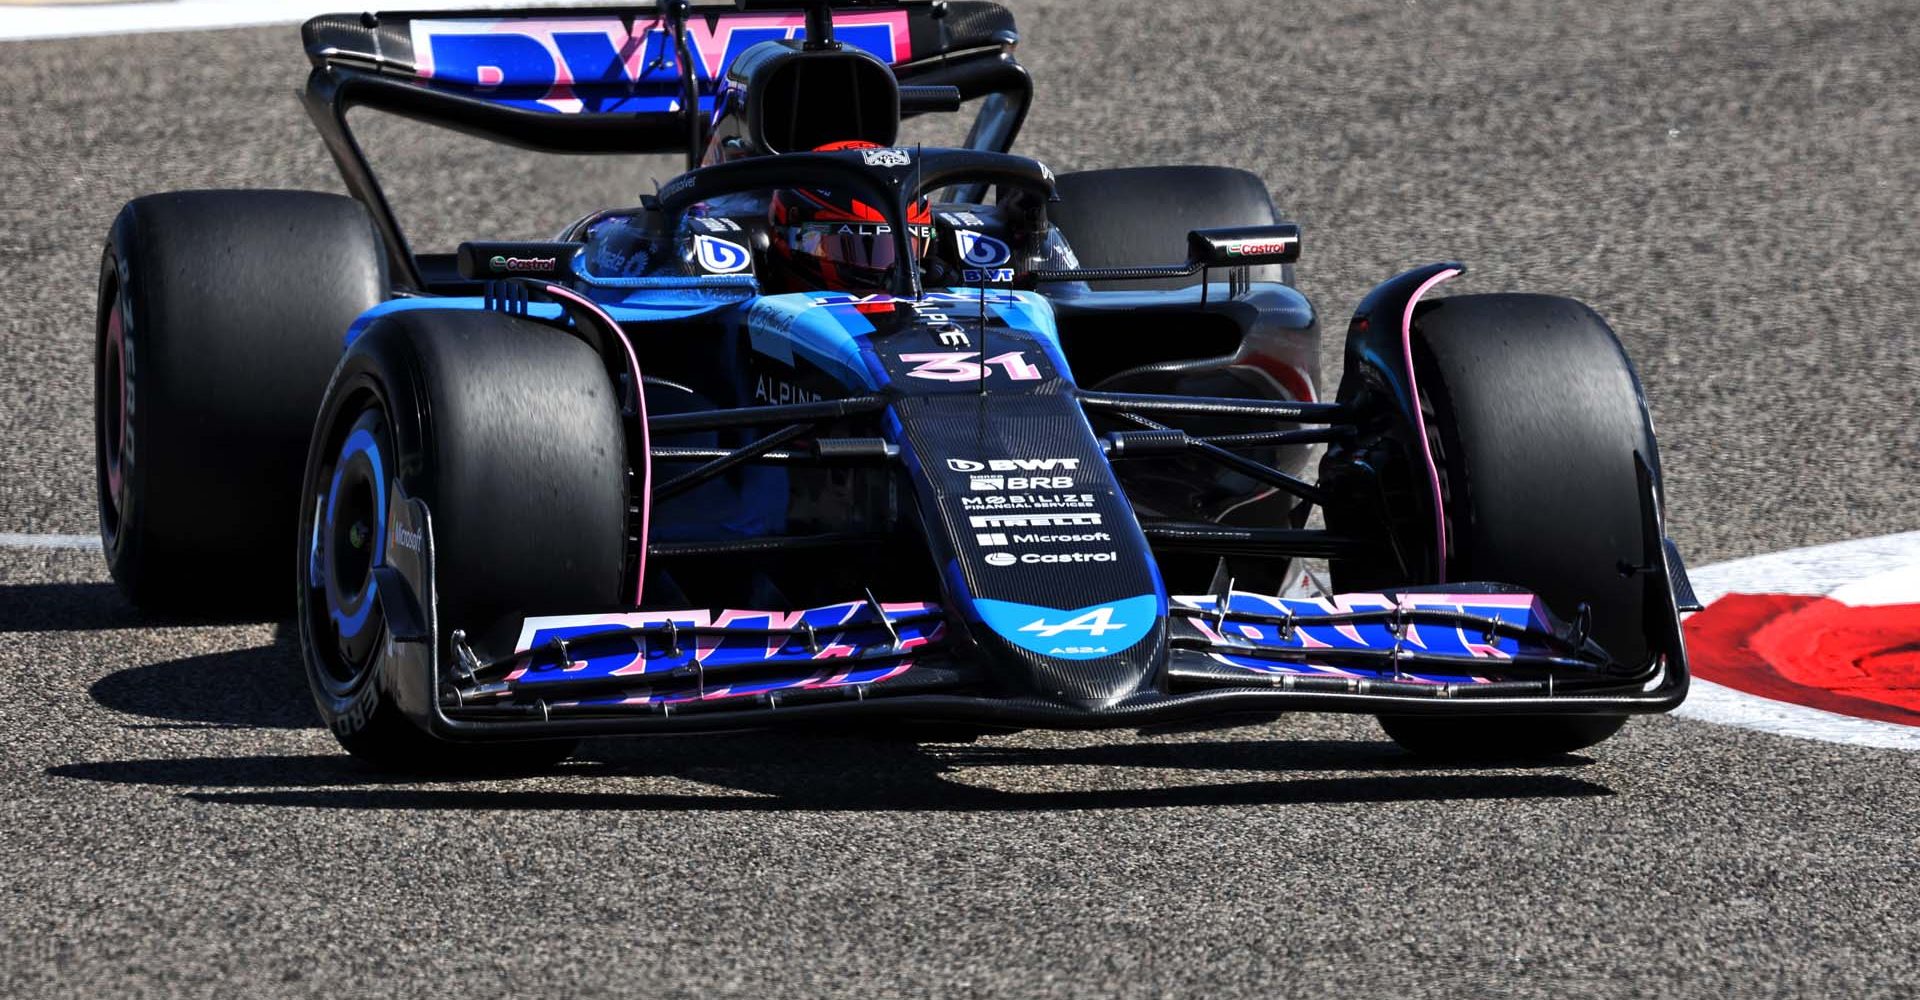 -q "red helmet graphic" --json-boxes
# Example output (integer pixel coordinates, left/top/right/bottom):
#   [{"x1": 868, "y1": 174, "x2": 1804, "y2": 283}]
[{"x1": 768, "y1": 140, "x2": 932, "y2": 293}]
